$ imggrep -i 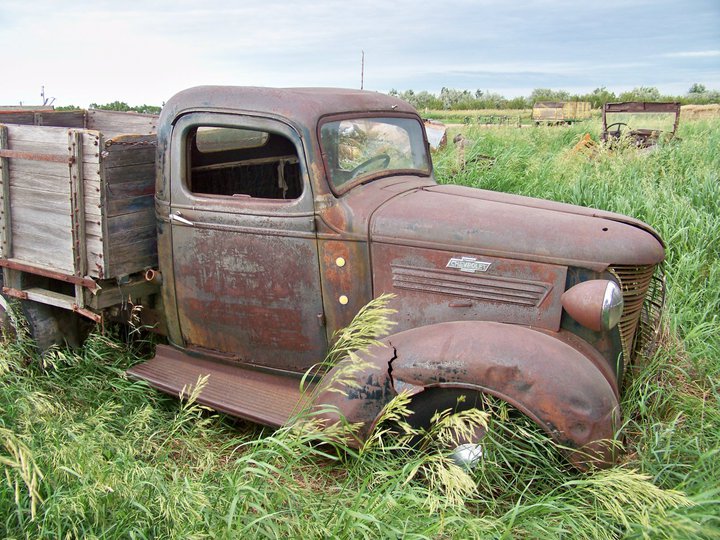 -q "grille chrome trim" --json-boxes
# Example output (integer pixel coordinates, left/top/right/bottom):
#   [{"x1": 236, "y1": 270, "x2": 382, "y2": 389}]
[
  {"x1": 609, "y1": 264, "x2": 665, "y2": 364},
  {"x1": 391, "y1": 265, "x2": 551, "y2": 307}
]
